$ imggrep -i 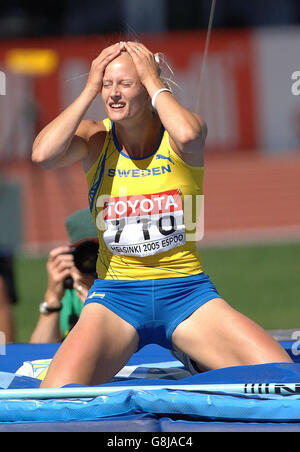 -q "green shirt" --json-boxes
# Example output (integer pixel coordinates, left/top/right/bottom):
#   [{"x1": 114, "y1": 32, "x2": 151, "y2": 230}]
[{"x1": 59, "y1": 289, "x2": 84, "y2": 340}]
